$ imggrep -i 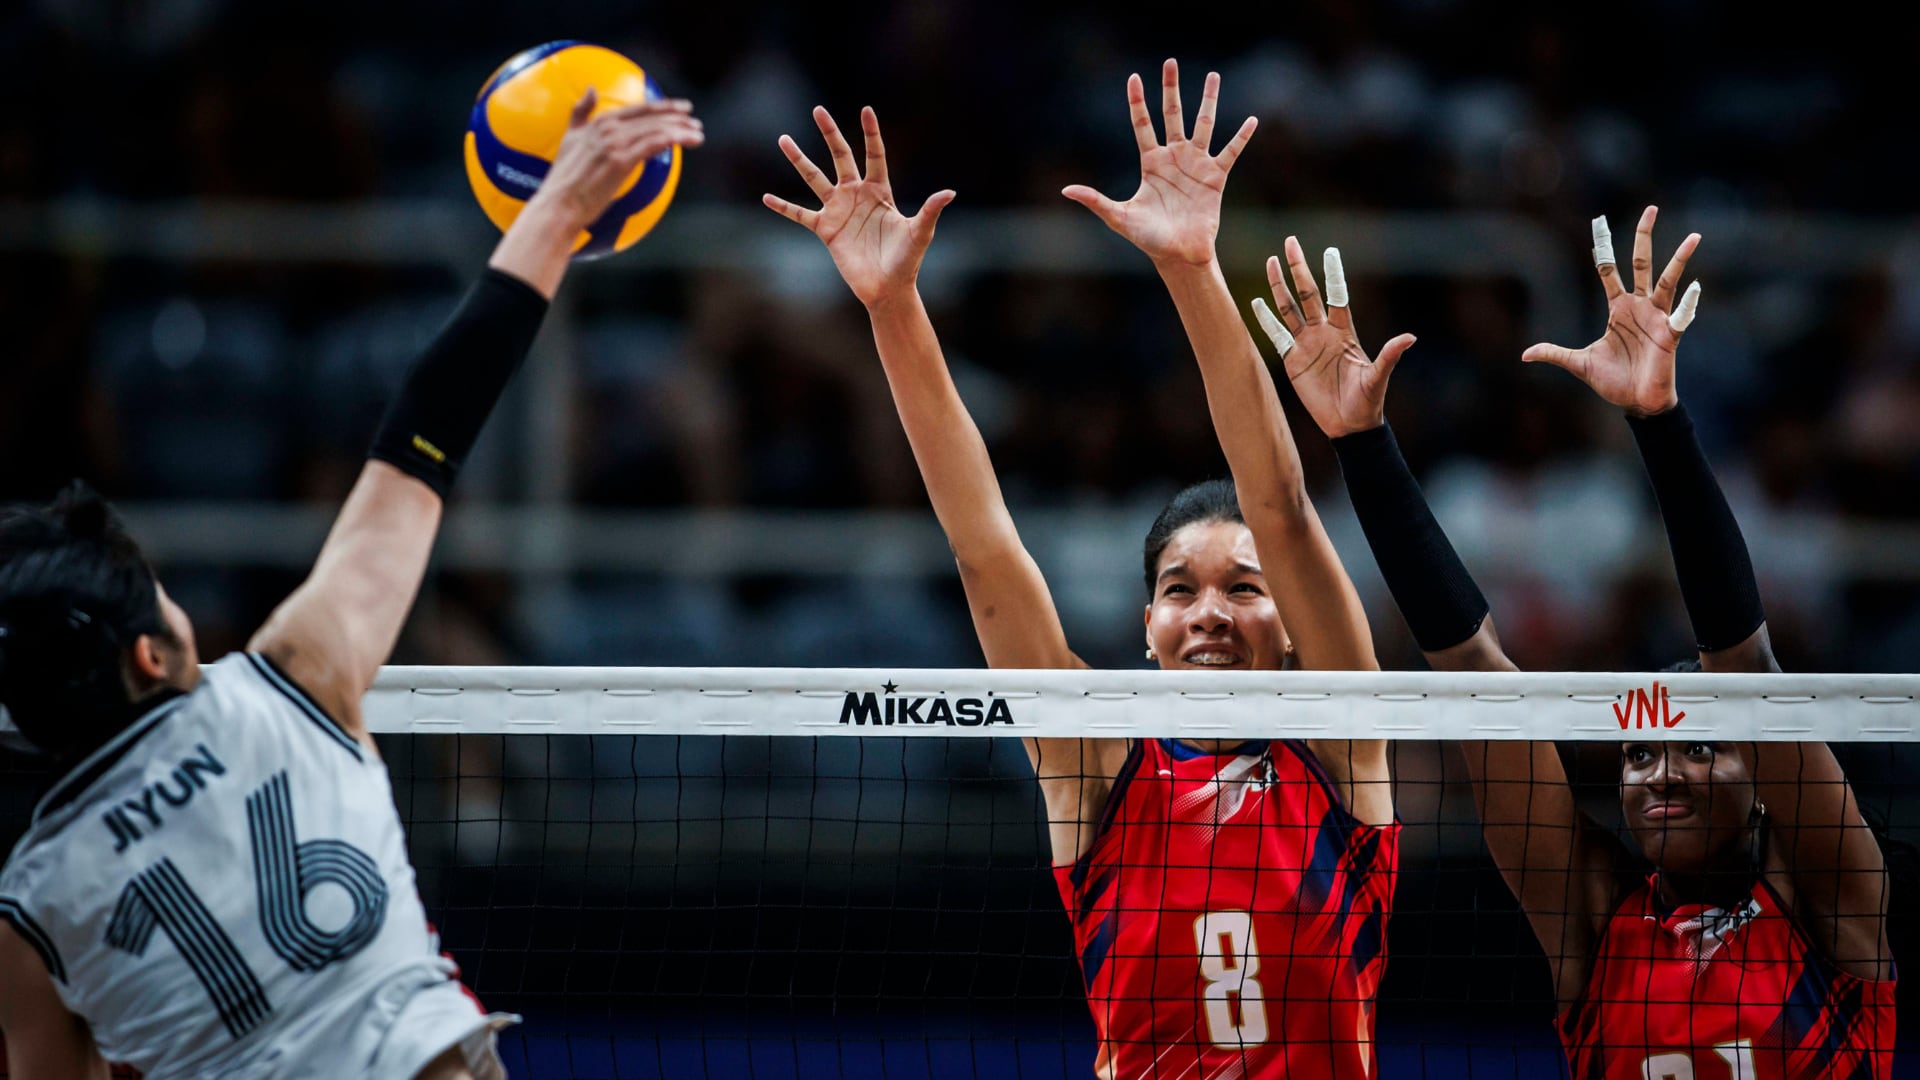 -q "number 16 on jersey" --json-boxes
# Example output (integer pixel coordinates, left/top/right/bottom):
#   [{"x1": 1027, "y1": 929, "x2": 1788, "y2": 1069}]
[{"x1": 104, "y1": 771, "x2": 389, "y2": 1040}]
